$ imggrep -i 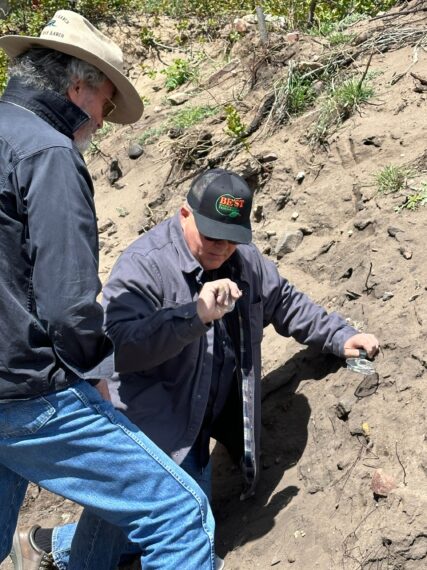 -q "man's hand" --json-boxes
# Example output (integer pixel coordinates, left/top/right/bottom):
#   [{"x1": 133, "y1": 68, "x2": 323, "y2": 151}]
[
  {"x1": 197, "y1": 278, "x2": 242, "y2": 324},
  {"x1": 343, "y1": 333, "x2": 379, "y2": 359}
]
